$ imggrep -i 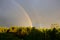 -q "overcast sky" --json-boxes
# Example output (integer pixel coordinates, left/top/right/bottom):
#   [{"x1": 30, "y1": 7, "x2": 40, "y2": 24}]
[{"x1": 0, "y1": 0, "x2": 60, "y2": 27}]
